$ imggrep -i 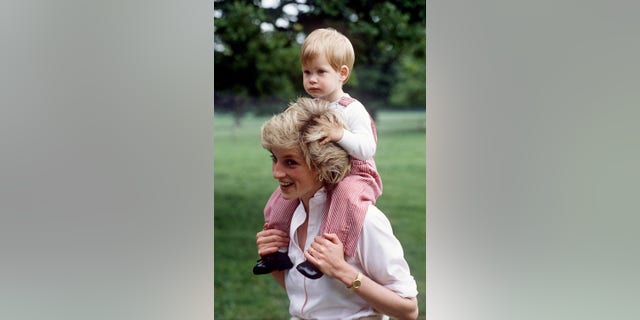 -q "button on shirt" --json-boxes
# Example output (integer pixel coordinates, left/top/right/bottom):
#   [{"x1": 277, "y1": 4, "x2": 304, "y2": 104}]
[{"x1": 285, "y1": 189, "x2": 418, "y2": 320}]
